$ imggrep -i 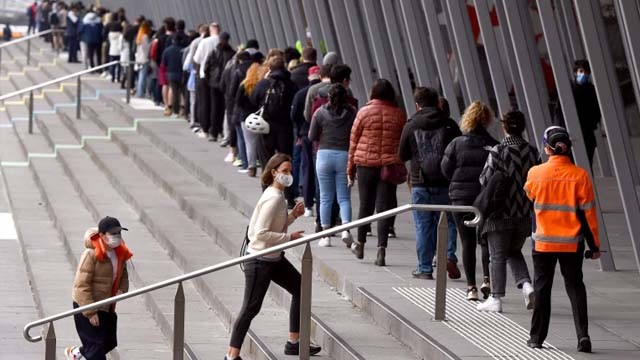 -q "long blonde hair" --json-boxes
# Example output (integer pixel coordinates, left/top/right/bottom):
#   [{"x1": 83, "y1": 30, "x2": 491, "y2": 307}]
[{"x1": 460, "y1": 101, "x2": 493, "y2": 134}]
